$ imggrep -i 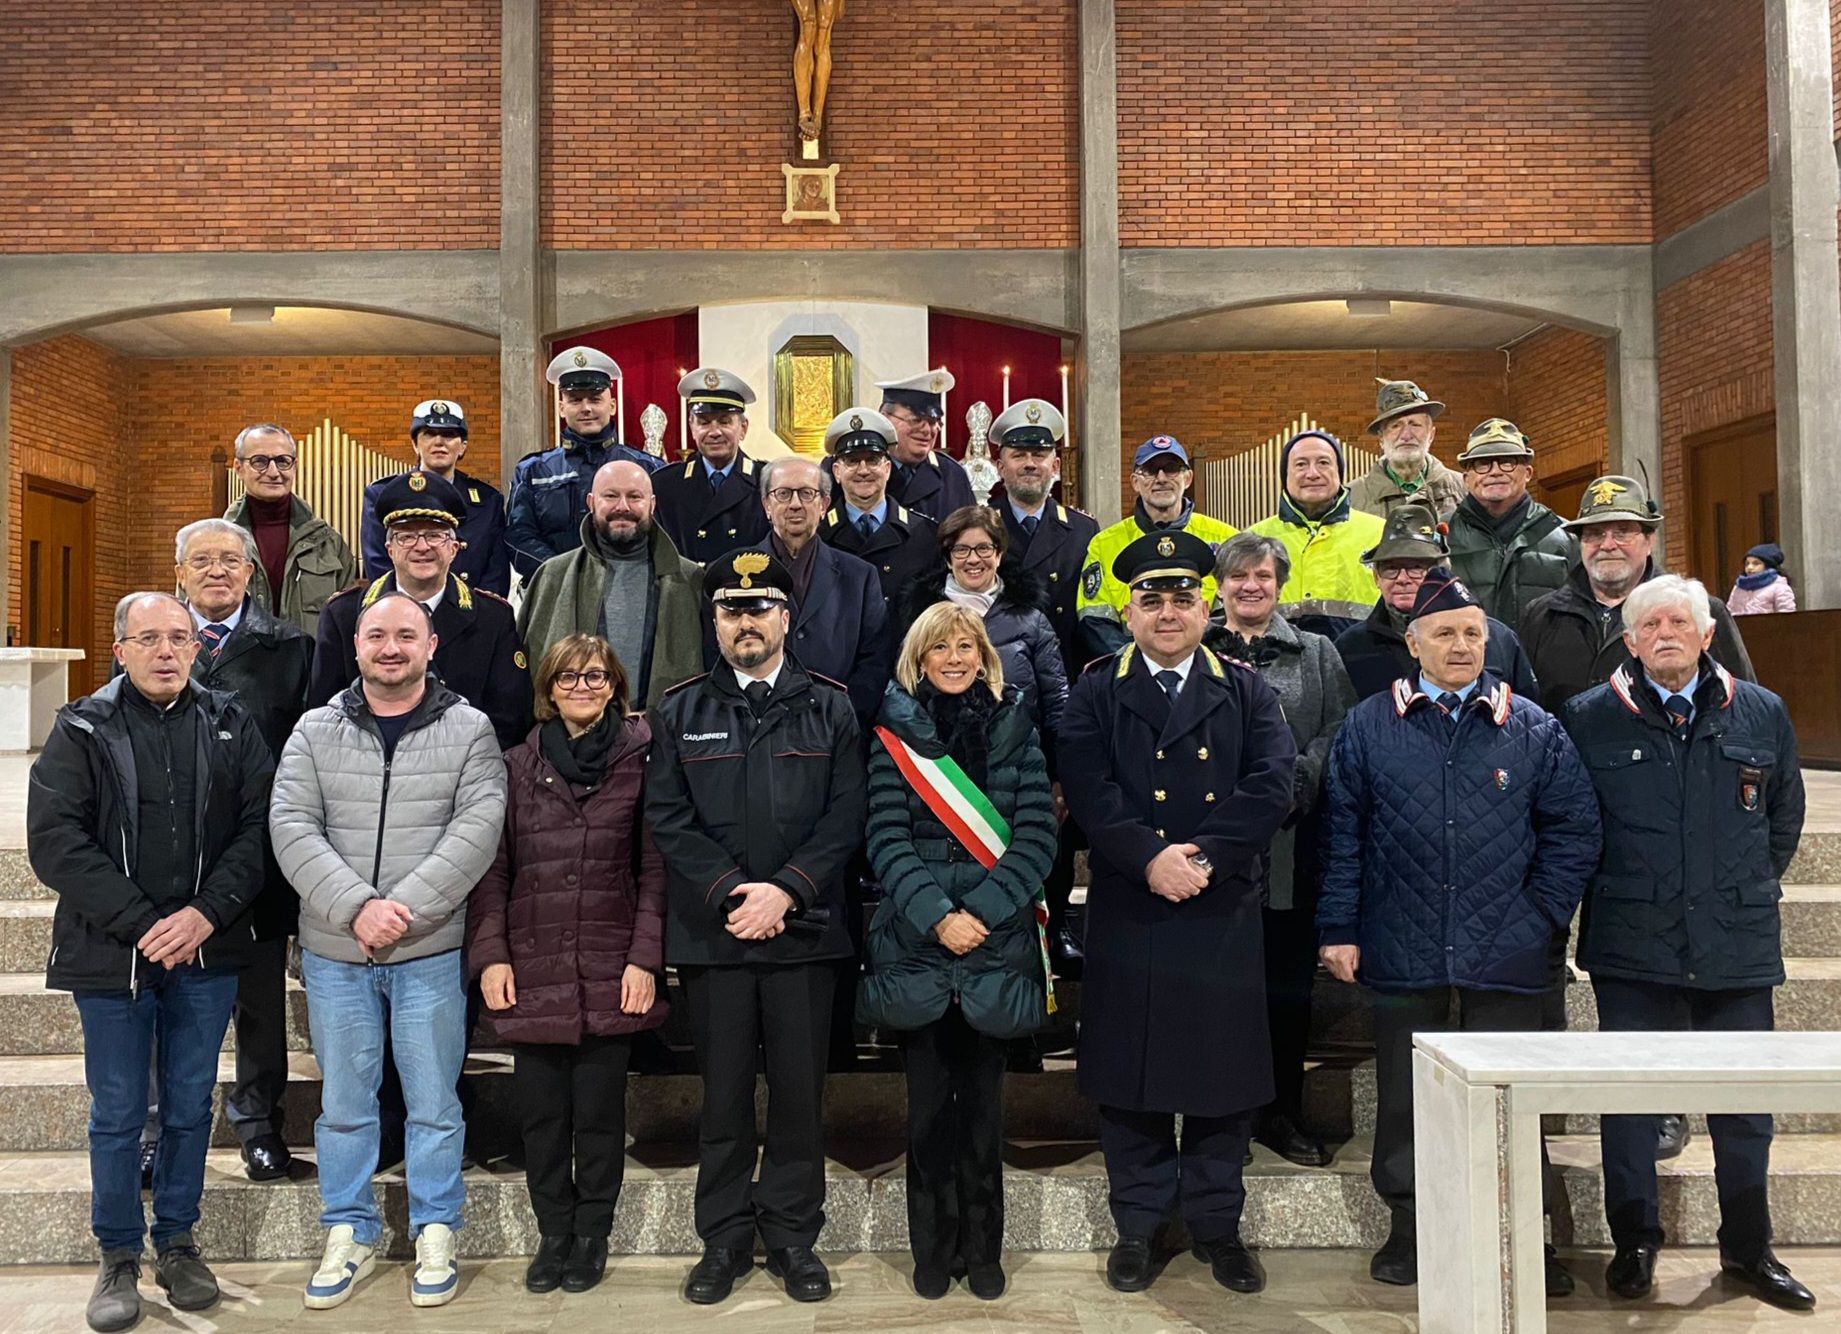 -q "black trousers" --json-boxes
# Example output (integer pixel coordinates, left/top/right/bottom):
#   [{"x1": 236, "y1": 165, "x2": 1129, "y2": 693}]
[
  {"x1": 1541, "y1": 922, "x2": 1571, "y2": 1031},
  {"x1": 1097, "y1": 1105, "x2": 1254, "y2": 1246},
  {"x1": 899, "y1": 1007, "x2": 1008, "y2": 1269},
  {"x1": 513, "y1": 1036, "x2": 632, "y2": 1238},
  {"x1": 1371, "y1": 986, "x2": 1554, "y2": 1221},
  {"x1": 681, "y1": 962, "x2": 833, "y2": 1250},
  {"x1": 1044, "y1": 829, "x2": 1077, "y2": 937},
  {"x1": 1593, "y1": 977, "x2": 1774, "y2": 1261},
  {"x1": 1261, "y1": 906, "x2": 1317, "y2": 1123},
  {"x1": 224, "y1": 937, "x2": 290, "y2": 1146}
]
